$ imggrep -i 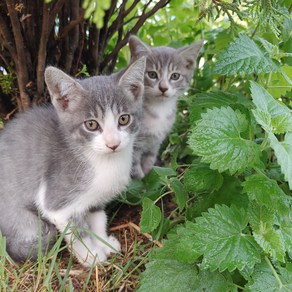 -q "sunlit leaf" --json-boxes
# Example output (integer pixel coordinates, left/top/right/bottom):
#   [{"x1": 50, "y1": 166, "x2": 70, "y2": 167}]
[
  {"x1": 214, "y1": 34, "x2": 279, "y2": 75},
  {"x1": 248, "y1": 202, "x2": 285, "y2": 262},
  {"x1": 140, "y1": 198, "x2": 161, "y2": 233},
  {"x1": 250, "y1": 81, "x2": 292, "y2": 133},
  {"x1": 189, "y1": 107, "x2": 261, "y2": 174},
  {"x1": 192, "y1": 205, "x2": 261, "y2": 272}
]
